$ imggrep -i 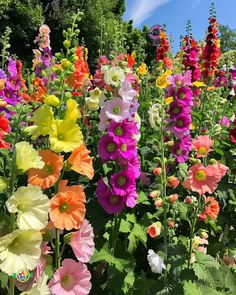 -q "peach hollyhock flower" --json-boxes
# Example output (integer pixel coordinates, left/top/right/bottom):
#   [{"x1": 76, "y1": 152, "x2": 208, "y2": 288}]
[
  {"x1": 155, "y1": 198, "x2": 163, "y2": 207},
  {"x1": 147, "y1": 222, "x2": 162, "y2": 238},
  {"x1": 149, "y1": 190, "x2": 160, "y2": 198},
  {"x1": 67, "y1": 144, "x2": 94, "y2": 180},
  {"x1": 192, "y1": 135, "x2": 214, "y2": 158},
  {"x1": 182, "y1": 163, "x2": 222, "y2": 195},
  {"x1": 168, "y1": 194, "x2": 179, "y2": 203},
  {"x1": 199, "y1": 197, "x2": 220, "y2": 221},
  {"x1": 153, "y1": 167, "x2": 162, "y2": 175},
  {"x1": 167, "y1": 176, "x2": 179, "y2": 188},
  {"x1": 58, "y1": 180, "x2": 85, "y2": 197},
  {"x1": 49, "y1": 185, "x2": 86, "y2": 230},
  {"x1": 28, "y1": 150, "x2": 64, "y2": 189}
]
